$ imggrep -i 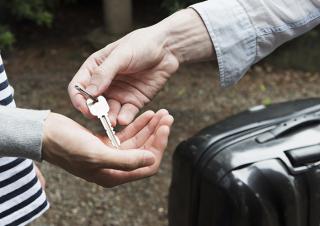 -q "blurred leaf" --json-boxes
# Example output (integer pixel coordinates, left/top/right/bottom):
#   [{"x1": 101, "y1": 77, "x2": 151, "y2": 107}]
[
  {"x1": 262, "y1": 97, "x2": 272, "y2": 106},
  {"x1": 177, "y1": 87, "x2": 186, "y2": 97},
  {"x1": 259, "y1": 84, "x2": 266, "y2": 92},
  {"x1": 0, "y1": 30, "x2": 15, "y2": 49}
]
